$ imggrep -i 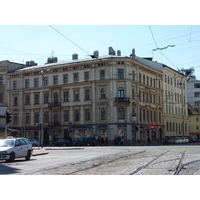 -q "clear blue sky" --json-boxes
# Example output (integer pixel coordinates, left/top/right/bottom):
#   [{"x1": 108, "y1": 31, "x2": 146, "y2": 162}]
[{"x1": 1, "y1": 25, "x2": 200, "y2": 78}]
